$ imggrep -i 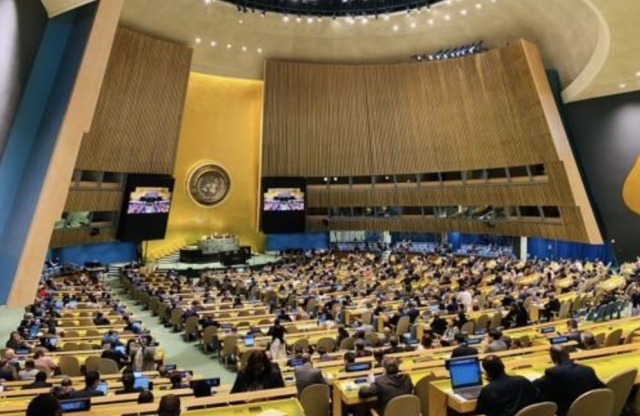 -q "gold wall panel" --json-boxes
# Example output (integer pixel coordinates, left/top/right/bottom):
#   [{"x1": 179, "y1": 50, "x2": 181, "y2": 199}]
[
  {"x1": 75, "y1": 26, "x2": 192, "y2": 174},
  {"x1": 147, "y1": 73, "x2": 266, "y2": 255},
  {"x1": 263, "y1": 40, "x2": 602, "y2": 244},
  {"x1": 622, "y1": 153, "x2": 640, "y2": 216}
]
